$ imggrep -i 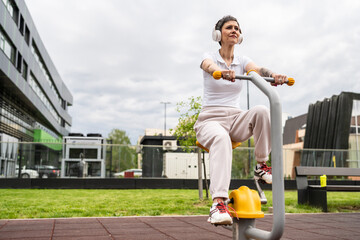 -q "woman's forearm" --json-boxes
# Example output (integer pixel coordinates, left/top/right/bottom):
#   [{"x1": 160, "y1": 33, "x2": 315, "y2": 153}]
[
  {"x1": 259, "y1": 67, "x2": 275, "y2": 78},
  {"x1": 201, "y1": 59, "x2": 221, "y2": 75}
]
